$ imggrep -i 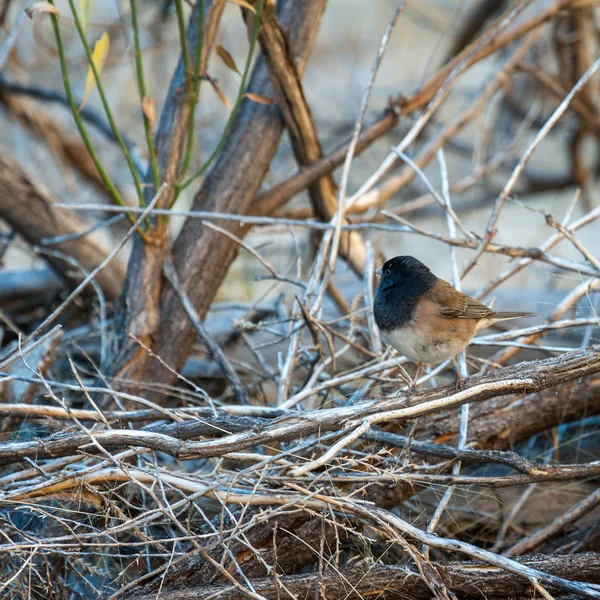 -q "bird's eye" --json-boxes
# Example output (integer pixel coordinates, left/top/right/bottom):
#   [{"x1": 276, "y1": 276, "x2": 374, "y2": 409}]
[{"x1": 385, "y1": 269, "x2": 391, "y2": 276}]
